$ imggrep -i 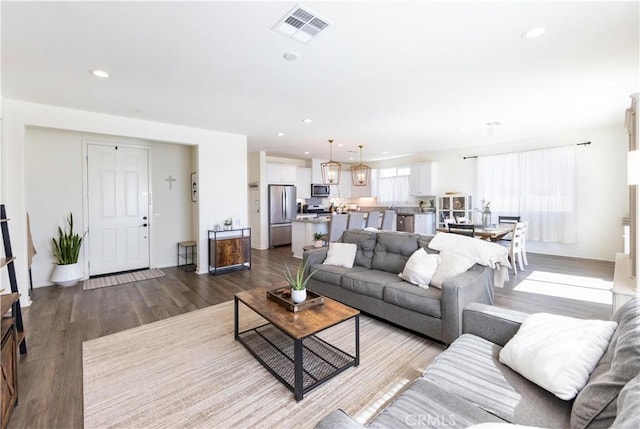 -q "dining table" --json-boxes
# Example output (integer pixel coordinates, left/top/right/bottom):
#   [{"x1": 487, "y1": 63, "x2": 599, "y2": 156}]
[{"x1": 436, "y1": 223, "x2": 515, "y2": 242}]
